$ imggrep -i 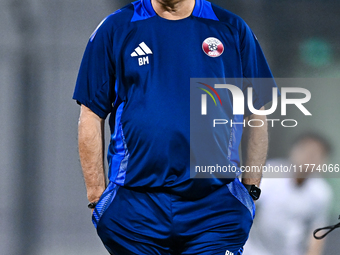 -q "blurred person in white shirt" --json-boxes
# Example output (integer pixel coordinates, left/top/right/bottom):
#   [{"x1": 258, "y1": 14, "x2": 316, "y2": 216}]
[{"x1": 243, "y1": 132, "x2": 333, "y2": 255}]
